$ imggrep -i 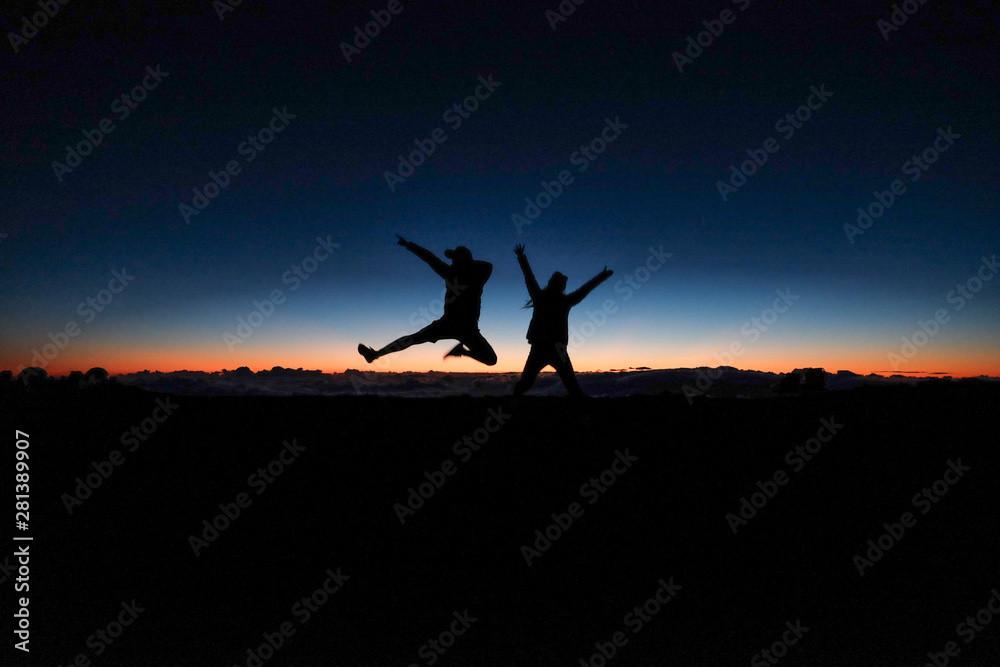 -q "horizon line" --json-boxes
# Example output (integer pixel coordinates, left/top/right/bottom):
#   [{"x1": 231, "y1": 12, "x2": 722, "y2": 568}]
[{"x1": 12, "y1": 366, "x2": 1000, "y2": 381}]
